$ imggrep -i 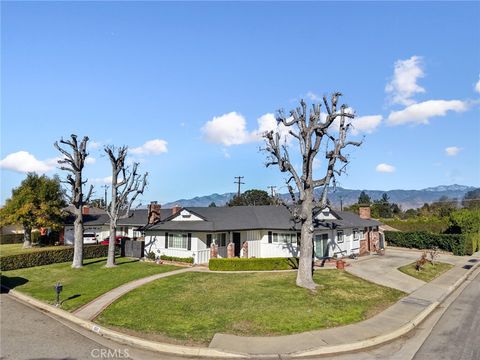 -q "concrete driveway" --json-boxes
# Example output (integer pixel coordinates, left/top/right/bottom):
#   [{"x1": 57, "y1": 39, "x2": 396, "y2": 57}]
[
  {"x1": 345, "y1": 249, "x2": 426, "y2": 293},
  {"x1": 345, "y1": 247, "x2": 473, "y2": 293}
]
